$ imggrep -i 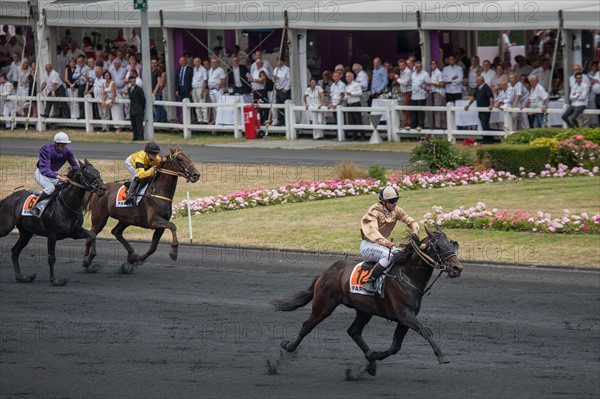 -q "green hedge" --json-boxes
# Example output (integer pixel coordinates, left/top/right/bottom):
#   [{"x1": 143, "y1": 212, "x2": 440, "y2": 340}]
[
  {"x1": 503, "y1": 128, "x2": 600, "y2": 145},
  {"x1": 476, "y1": 145, "x2": 551, "y2": 174}
]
